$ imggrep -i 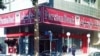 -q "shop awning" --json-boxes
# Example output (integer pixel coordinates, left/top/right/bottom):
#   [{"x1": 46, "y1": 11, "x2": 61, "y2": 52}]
[{"x1": 6, "y1": 33, "x2": 33, "y2": 38}]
